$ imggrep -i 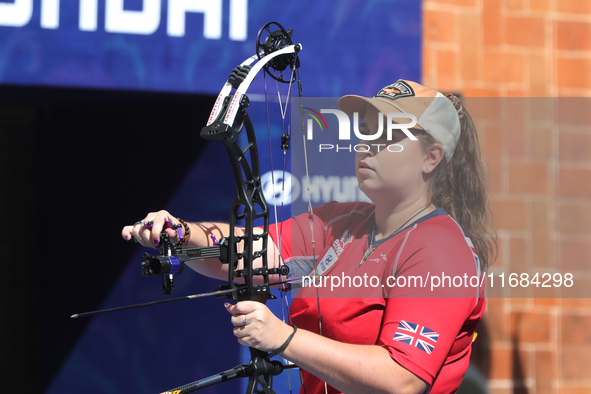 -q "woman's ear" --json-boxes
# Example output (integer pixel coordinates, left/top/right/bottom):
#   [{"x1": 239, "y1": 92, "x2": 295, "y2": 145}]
[{"x1": 423, "y1": 143, "x2": 444, "y2": 174}]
